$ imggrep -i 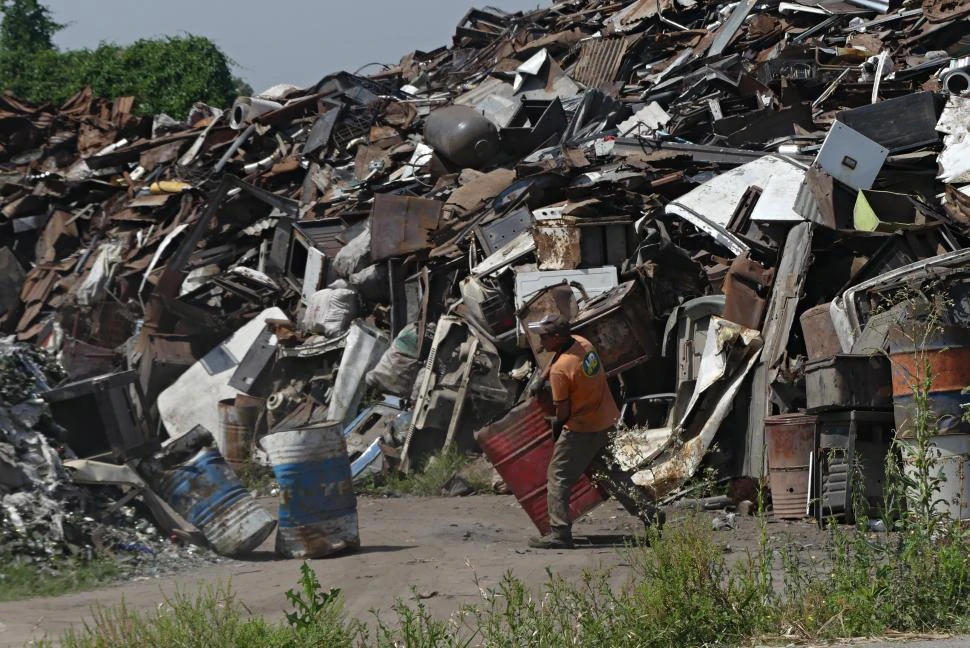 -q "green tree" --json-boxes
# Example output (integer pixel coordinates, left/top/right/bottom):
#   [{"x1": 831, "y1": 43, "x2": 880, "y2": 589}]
[
  {"x1": 0, "y1": 0, "x2": 64, "y2": 96},
  {"x1": 0, "y1": 0, "x2": 245, "y2": 116},
  {"x1": 0, "y1": 0, "x2": 62, "y2": 53}
]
